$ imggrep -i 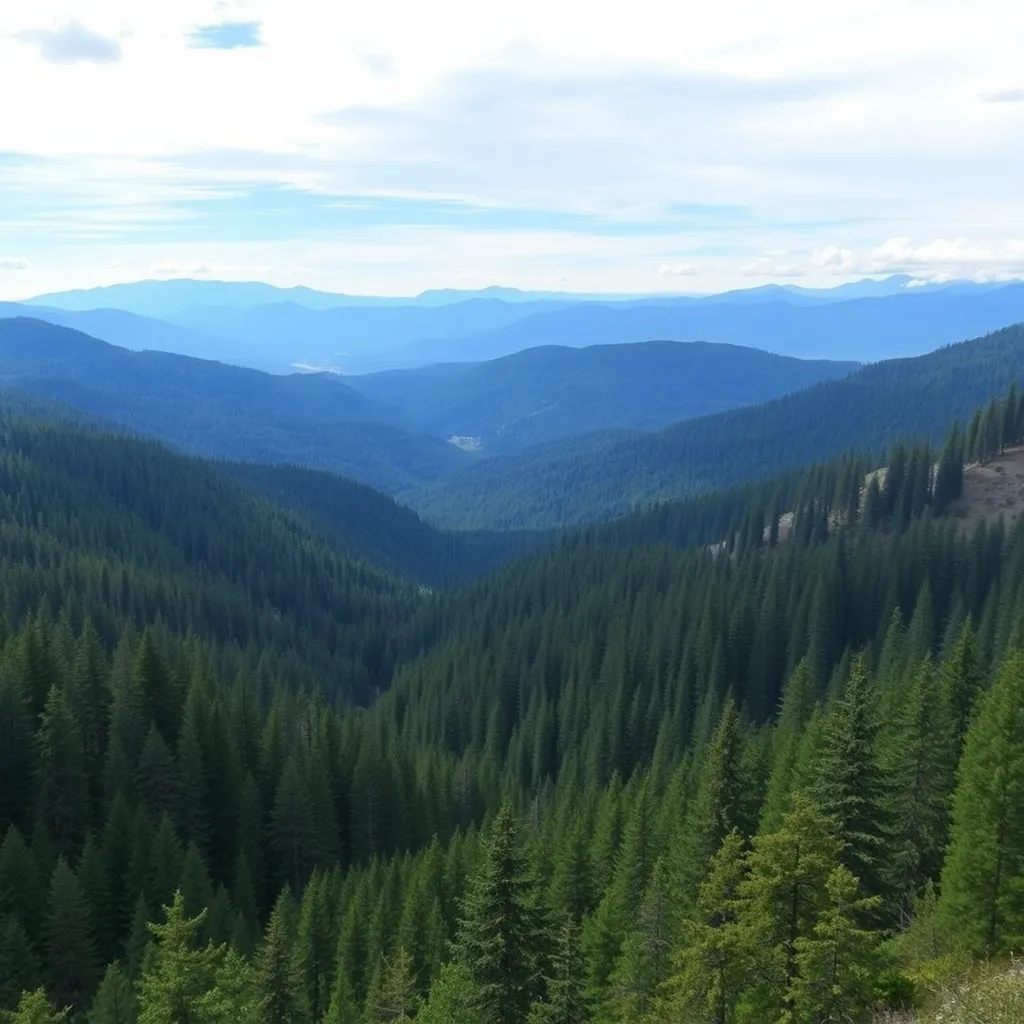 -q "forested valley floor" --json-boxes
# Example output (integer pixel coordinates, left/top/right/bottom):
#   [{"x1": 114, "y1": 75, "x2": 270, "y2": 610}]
[{"x1": 2, "y1": 384, "x2": 1024, "y2": 1023}]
